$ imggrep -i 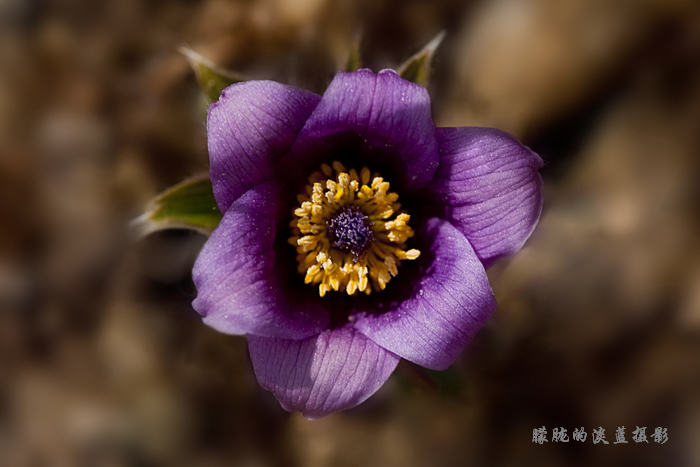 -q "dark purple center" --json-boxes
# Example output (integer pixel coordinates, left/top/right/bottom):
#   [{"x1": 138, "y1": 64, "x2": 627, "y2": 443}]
[{"x1": 327, "y1": 207, "x2": 374, "y2": 258}]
